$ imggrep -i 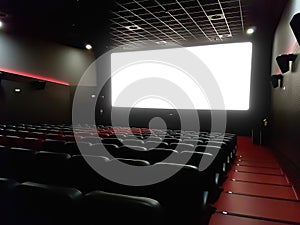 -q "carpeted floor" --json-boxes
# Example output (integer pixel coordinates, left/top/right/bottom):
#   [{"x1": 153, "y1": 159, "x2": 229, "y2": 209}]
[{"x1": 209, "y1": 136, "x2": 300, "y2": 225}]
